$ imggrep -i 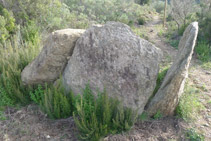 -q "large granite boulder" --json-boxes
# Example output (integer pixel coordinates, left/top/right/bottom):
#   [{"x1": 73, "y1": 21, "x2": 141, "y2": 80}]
[
  {"x1": 146, "y1": 22, "x2": 199, "y2": 116},
  {"x1": 21, "y1": 29, "x2": 85, "y2": 85},
  {"x1": 63, "y1": 22, "x2": 161, "y2": 114}
]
